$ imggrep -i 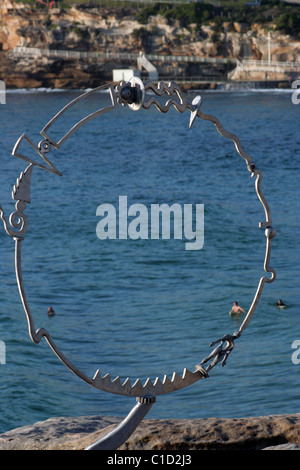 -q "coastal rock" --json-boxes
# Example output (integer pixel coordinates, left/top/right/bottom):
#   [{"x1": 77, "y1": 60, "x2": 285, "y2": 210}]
[
  {"x1": 0, "y1": 3, "x2": 299, "y2": 88},
  {"x1": 233, "y1": 22, "x2": 249, "y2": 34},
  {"x1": 263, "y1": 443, "x2": 300, "y2": 450},
  {"x1": 0, "y1": 413, "x2": 299, "y2": 450}
]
